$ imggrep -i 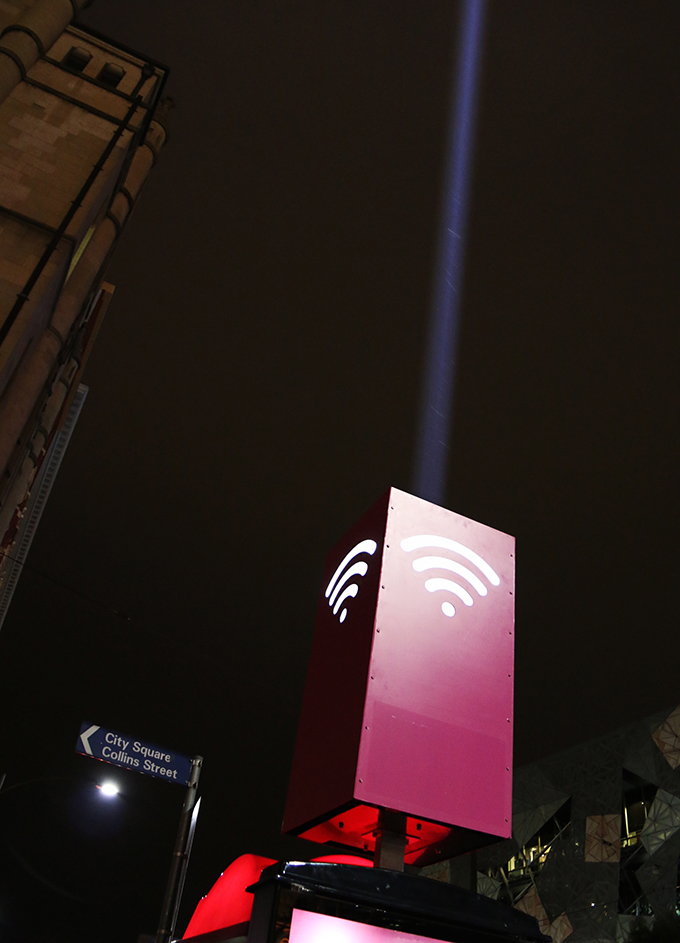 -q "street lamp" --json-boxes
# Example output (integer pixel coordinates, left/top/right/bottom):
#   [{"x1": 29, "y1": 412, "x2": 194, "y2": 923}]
[{"x1": 98, "y1": 781, "x2": 120, "y2": 798}]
